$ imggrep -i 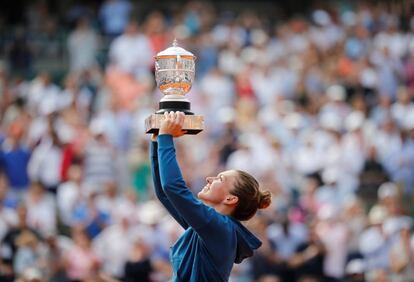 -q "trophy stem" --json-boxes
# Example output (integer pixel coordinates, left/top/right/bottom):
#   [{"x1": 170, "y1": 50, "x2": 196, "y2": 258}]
[{"x1": 157, "y1": 100, "x2": 194, "y2": 115}]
